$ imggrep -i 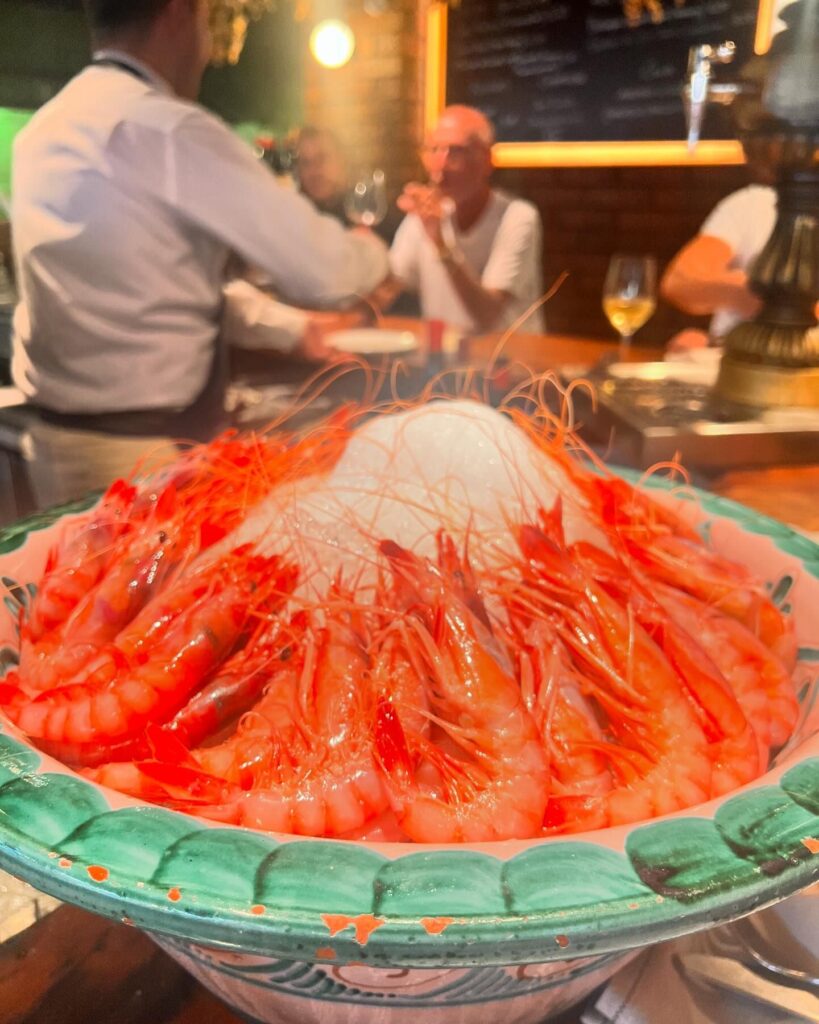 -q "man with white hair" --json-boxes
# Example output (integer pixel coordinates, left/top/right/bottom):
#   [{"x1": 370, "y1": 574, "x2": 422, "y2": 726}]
[{"x1": 388, "y1": 105, "x2": 544, "y2": 334}]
